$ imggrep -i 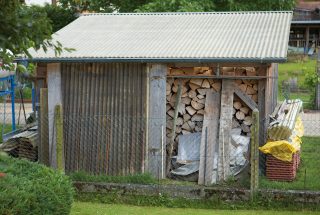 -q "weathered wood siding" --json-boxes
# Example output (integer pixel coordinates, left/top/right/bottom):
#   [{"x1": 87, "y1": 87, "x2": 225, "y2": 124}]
[{"x1": 61, "y1": 63, "x2": 147, "y2": 175}]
